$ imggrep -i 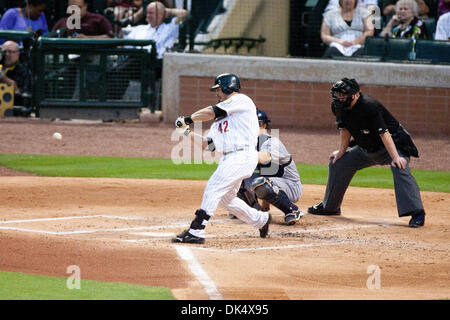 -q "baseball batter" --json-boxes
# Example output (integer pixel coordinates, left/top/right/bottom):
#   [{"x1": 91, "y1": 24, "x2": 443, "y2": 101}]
[
  {"x1": 172, "y1": 73, "x2": 271, "y2": 244},
  {"x1": 237, "y1": 109, "x2": 303, "y2": 225}
]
